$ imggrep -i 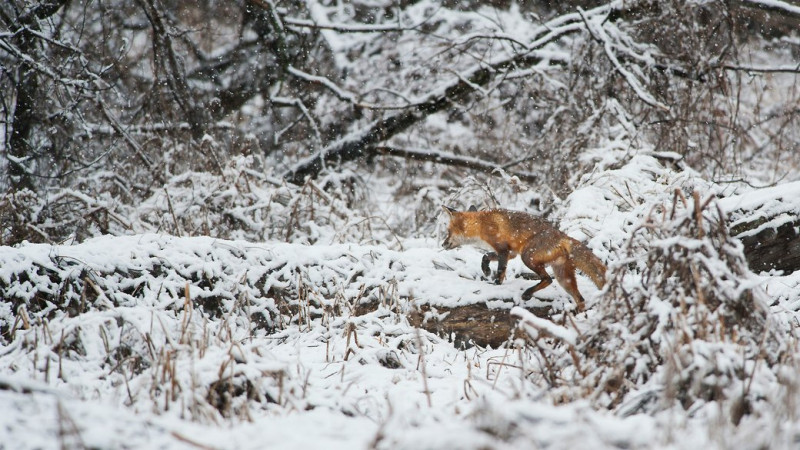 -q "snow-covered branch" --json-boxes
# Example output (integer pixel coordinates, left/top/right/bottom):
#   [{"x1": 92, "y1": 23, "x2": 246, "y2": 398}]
[
  {"x1": 282, "y1": 17, "x2": 416, "y2": 33},
  {"x1": 739, "y1": 0, "x2": 800, "y2": 19},
  {"x1": 373, "y1": 145, "x2": 538, "y2": 183},
  {"x1": 579, "y1": 8, "x2": 670, "y2": 111},
  {"x1": 283, "y1": 1, "x2": 623, "y2": 185},
  {"x1": 287, "y1": 66, "x2": 358, "y2": 104}
]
